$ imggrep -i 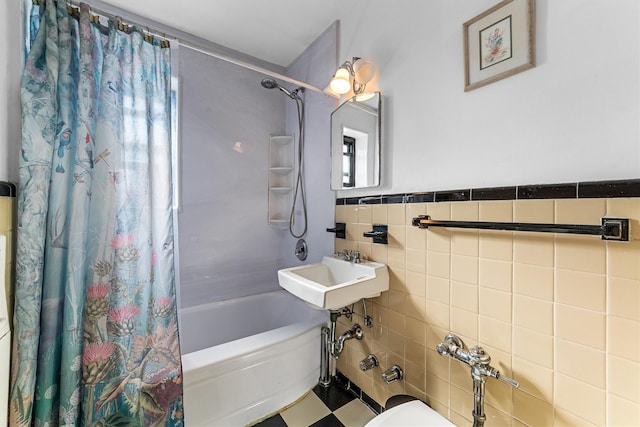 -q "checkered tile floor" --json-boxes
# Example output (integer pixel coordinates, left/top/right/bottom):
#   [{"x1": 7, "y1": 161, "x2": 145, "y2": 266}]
[{"x1": 251, "y1": 383, "x2": 377, "y2": 427}]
